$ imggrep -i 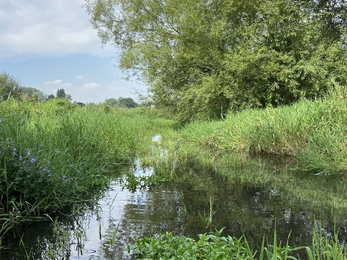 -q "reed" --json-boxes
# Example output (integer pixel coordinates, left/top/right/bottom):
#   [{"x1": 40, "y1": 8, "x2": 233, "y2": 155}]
[
  {"x1": 181, "y1": 85, "x2": 347, "y2": 174},
  {"x1": 0, "y1": 98, "x2": 177, "y2": 235}
]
